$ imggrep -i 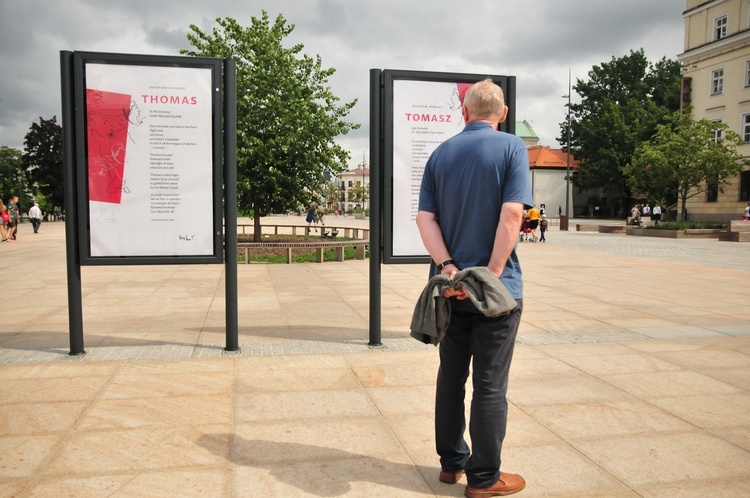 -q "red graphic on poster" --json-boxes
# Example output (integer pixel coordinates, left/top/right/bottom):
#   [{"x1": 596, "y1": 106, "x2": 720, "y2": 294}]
[
  {"x1": 86, "y1": 89, "x2": 131, "y2": 204},
  {"x1": 456, "y1": 83, "x2": 472, "y2": 103}
]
